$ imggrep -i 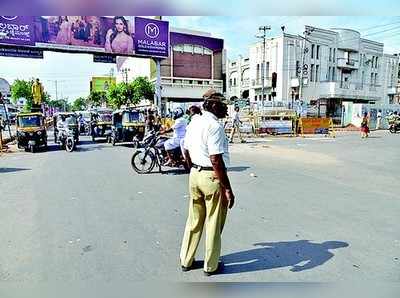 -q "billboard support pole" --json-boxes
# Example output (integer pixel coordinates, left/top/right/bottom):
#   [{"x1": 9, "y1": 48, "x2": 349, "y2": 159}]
[{"x1": 155, "y1": 59, "x2": 162, "y2": 116}]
